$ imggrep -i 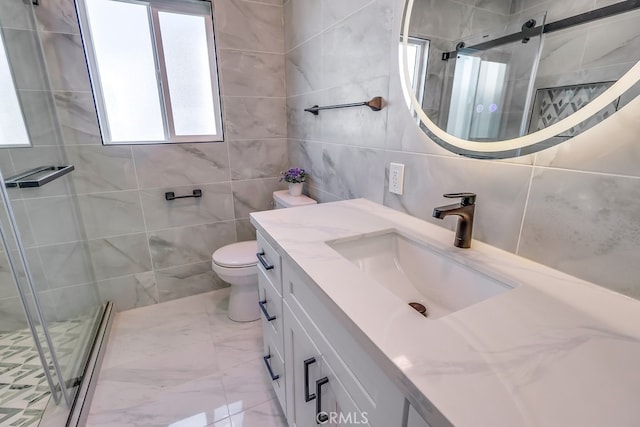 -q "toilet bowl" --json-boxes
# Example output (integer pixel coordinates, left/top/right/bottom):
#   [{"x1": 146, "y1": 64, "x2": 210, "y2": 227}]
[
  {"x1": 212, "y1": 191, "x2": 317, "y2": 322},
  {"x1": 212, "y1": 241, "x2": 260, "y2": 322}
]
